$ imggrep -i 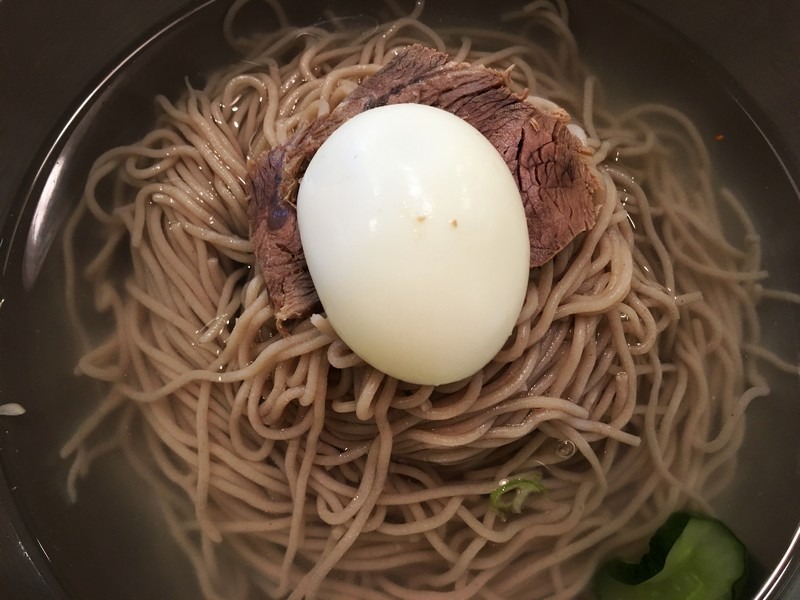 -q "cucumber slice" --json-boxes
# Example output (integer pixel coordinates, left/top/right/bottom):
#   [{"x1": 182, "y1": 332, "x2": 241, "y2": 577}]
[{"x1": 594, "y1": 512, "x2": 748, "y2": 600}]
